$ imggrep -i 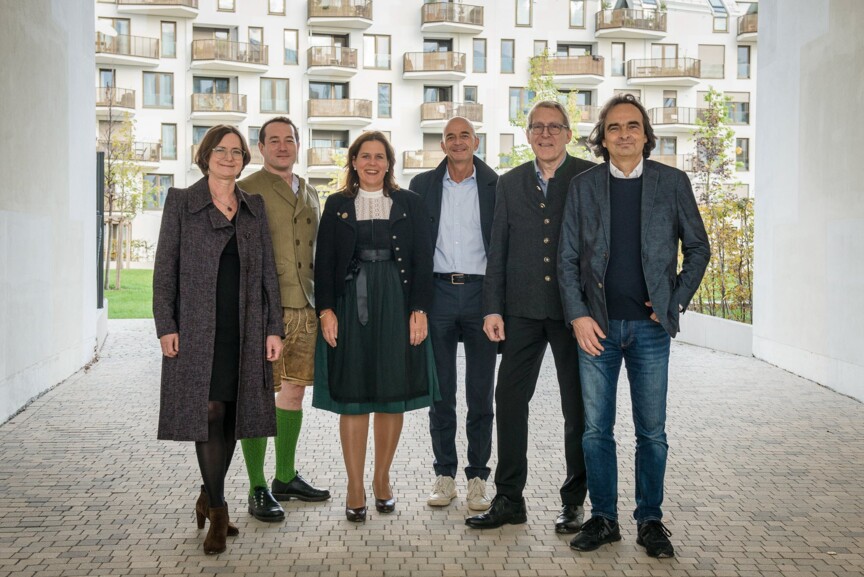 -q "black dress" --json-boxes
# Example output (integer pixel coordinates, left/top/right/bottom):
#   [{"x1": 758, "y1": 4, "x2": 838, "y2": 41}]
[{"x1": 209, "y1": 220, "x2": 240, "y2": 401}]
